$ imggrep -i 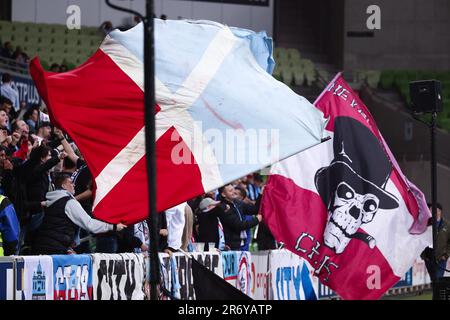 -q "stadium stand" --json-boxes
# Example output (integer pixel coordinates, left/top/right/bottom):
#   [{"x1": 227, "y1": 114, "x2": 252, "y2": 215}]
[{"x1": 0, "y1": 20, "x2": 102, "y2": 69}]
